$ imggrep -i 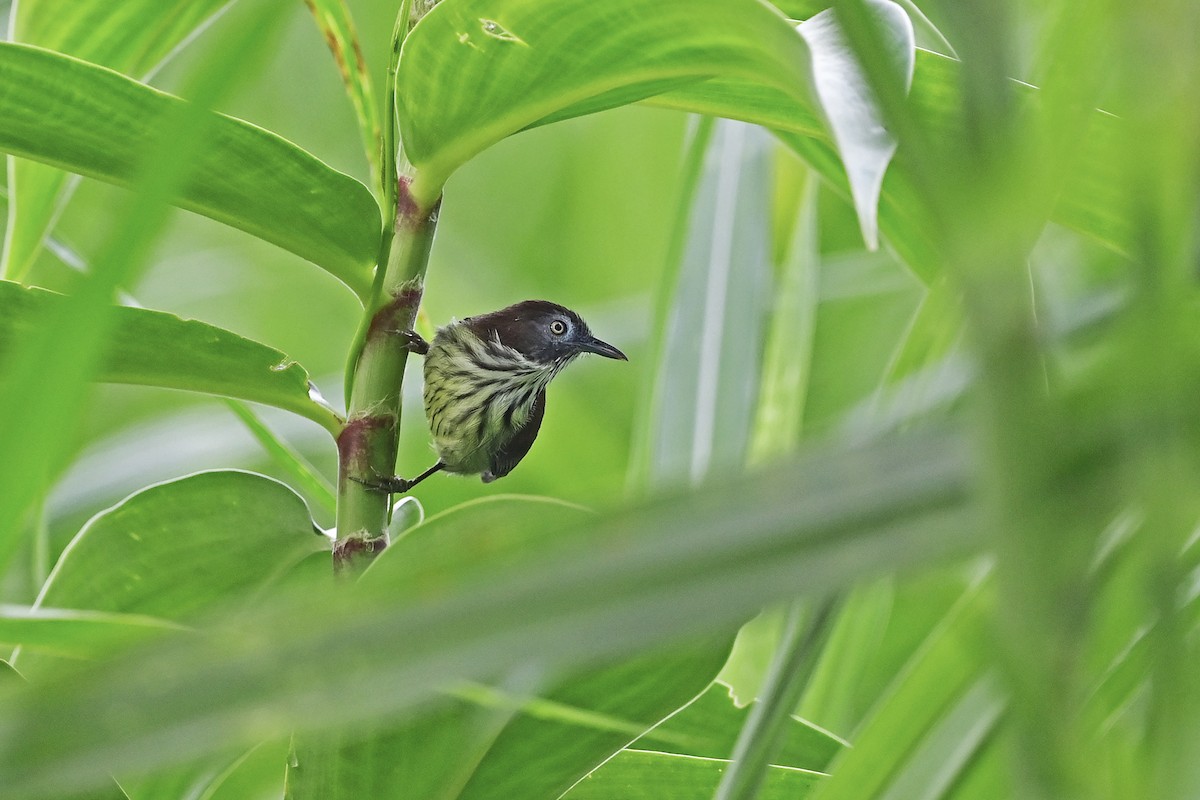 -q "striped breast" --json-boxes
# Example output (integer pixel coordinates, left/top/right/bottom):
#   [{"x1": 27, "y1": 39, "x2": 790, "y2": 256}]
[{"x1": 423, "y1": 321, "x2": 570, "y2": 475}]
